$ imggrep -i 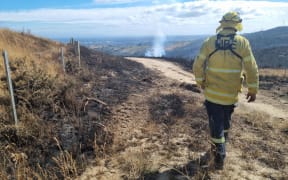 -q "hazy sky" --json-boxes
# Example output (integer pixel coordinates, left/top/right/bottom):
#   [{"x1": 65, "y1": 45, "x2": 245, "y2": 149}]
[{"x1": 0, "y1": 0, "x2": 287, "y2": 38}]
